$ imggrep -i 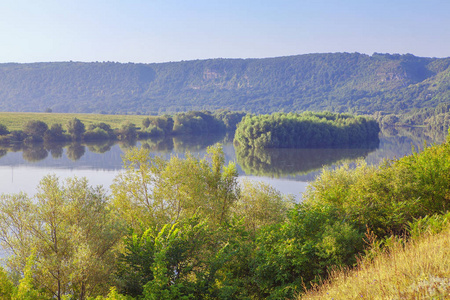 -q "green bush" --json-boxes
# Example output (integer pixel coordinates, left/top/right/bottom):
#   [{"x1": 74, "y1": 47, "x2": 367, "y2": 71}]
[
  {"x1": 252, "y1": 204, "x2": 363, "y2": 299},
  {"x1": 84, "y1": 128, "x2": 111, "y2": 141},
  {"x1": 301, "y1": 133, "x2": 450, "y2": 237}
]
